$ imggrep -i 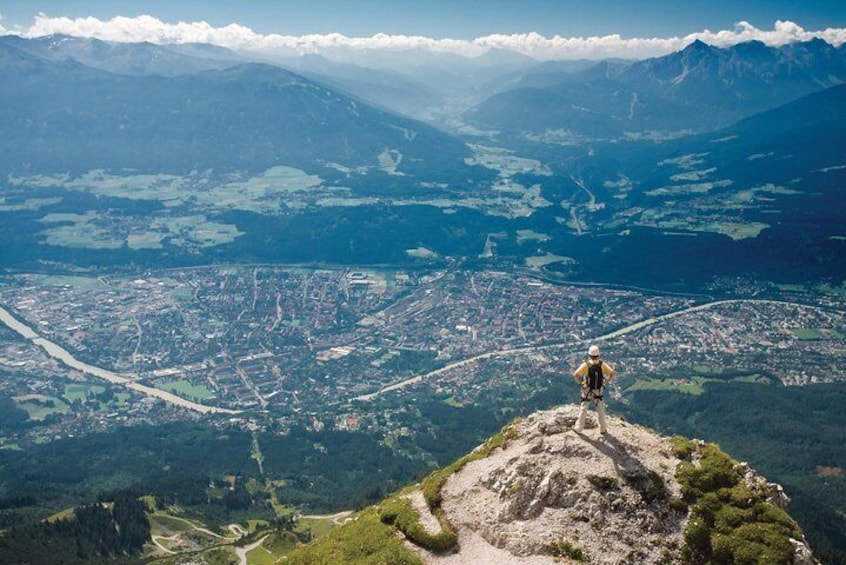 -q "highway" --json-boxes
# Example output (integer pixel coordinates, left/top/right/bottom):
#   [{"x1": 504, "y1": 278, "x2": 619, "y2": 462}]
[{"x1": 352, "y1": 298, "x2": 792, "y2": 401}]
